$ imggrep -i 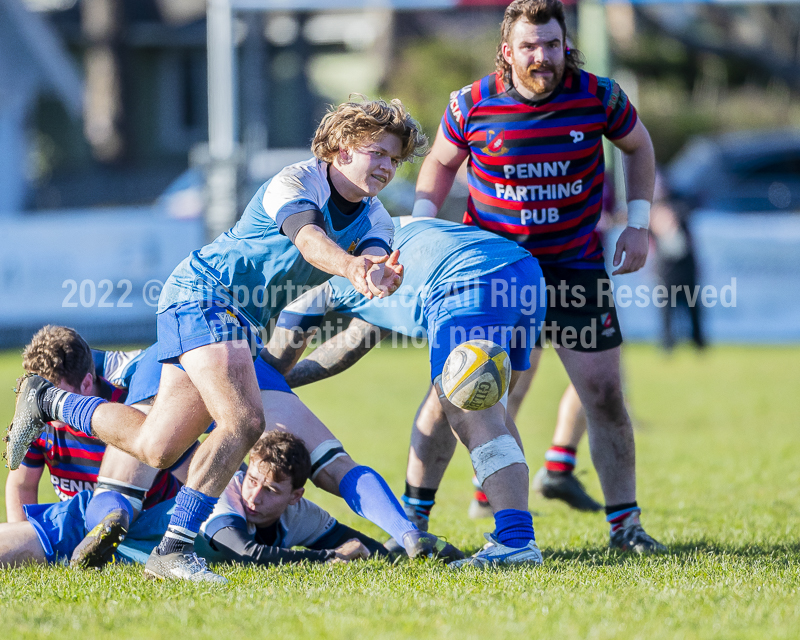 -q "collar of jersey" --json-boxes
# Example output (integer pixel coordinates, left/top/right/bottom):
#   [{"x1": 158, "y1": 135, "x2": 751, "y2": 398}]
[{"x1": 504, "y1": 77, "x2": 565, "y2": 108}]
